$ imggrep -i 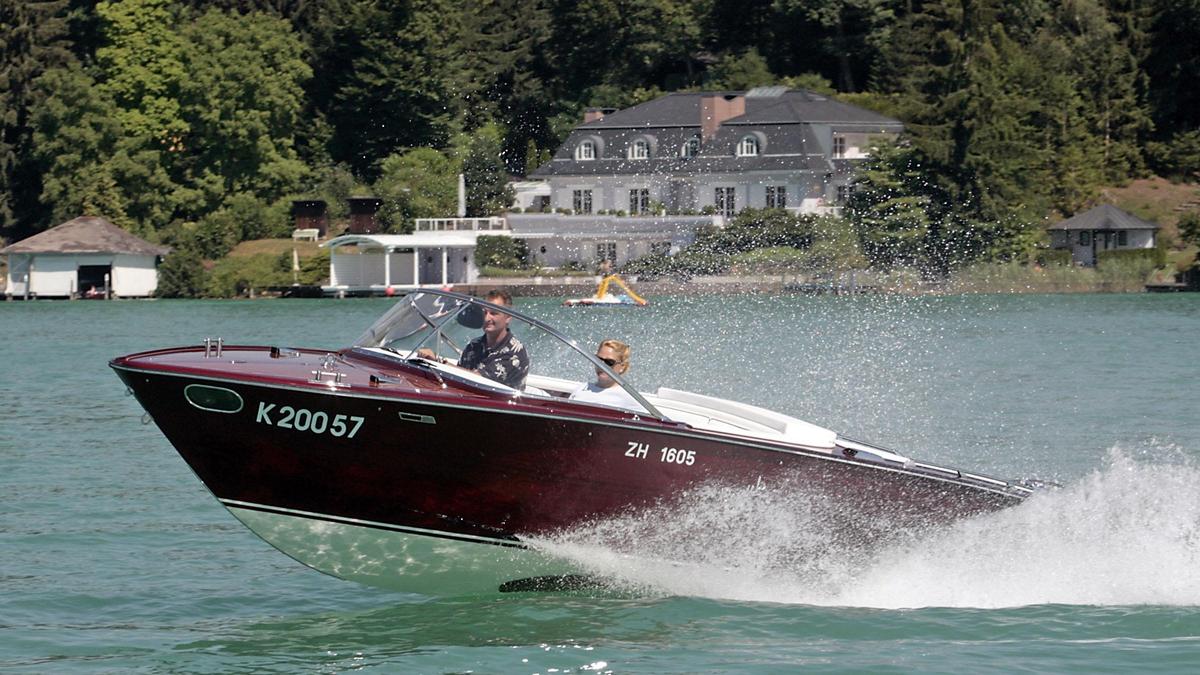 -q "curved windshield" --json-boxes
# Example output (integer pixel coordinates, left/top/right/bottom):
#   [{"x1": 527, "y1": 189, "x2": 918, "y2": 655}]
[
  {"x1": 354, "y1": 290, "x2": 662, "y2": 418},
  {"x1": 356, "y1": 292, "x2": 474, "y2": 356}
]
